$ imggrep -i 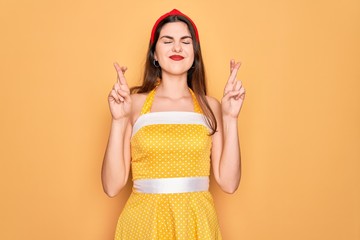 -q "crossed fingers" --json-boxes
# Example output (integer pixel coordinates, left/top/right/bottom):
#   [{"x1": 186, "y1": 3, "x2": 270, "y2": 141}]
[
  {"x1": 224, "y1": 59, "x2": 244, "y2": 99},
  {"x1": 110, "y1": 62, "x2": 130, "y2": 103}
]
